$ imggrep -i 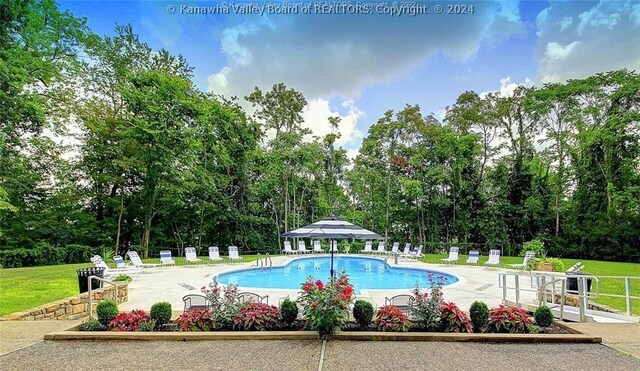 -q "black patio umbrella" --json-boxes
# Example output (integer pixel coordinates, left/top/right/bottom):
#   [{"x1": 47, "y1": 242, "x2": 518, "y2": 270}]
[{"x1": 281, "y1": 216, "x2": 383, "y2": 279}]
